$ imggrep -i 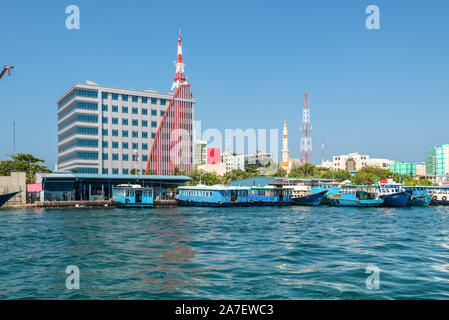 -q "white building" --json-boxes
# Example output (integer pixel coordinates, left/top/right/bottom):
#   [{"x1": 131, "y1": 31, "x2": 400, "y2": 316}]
[
  {"x1": 193, "y1": 140, "x2": 207, "y2": 167},
  {"x1": 221, "y1": 152, "x2": 245, "y2": 172},
  {"x1": 322, "y1": 152, "x2": 393, "y2": 172},
  {"x1": 56, "y1": 82, "x2": 188, "y2": 174}
]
